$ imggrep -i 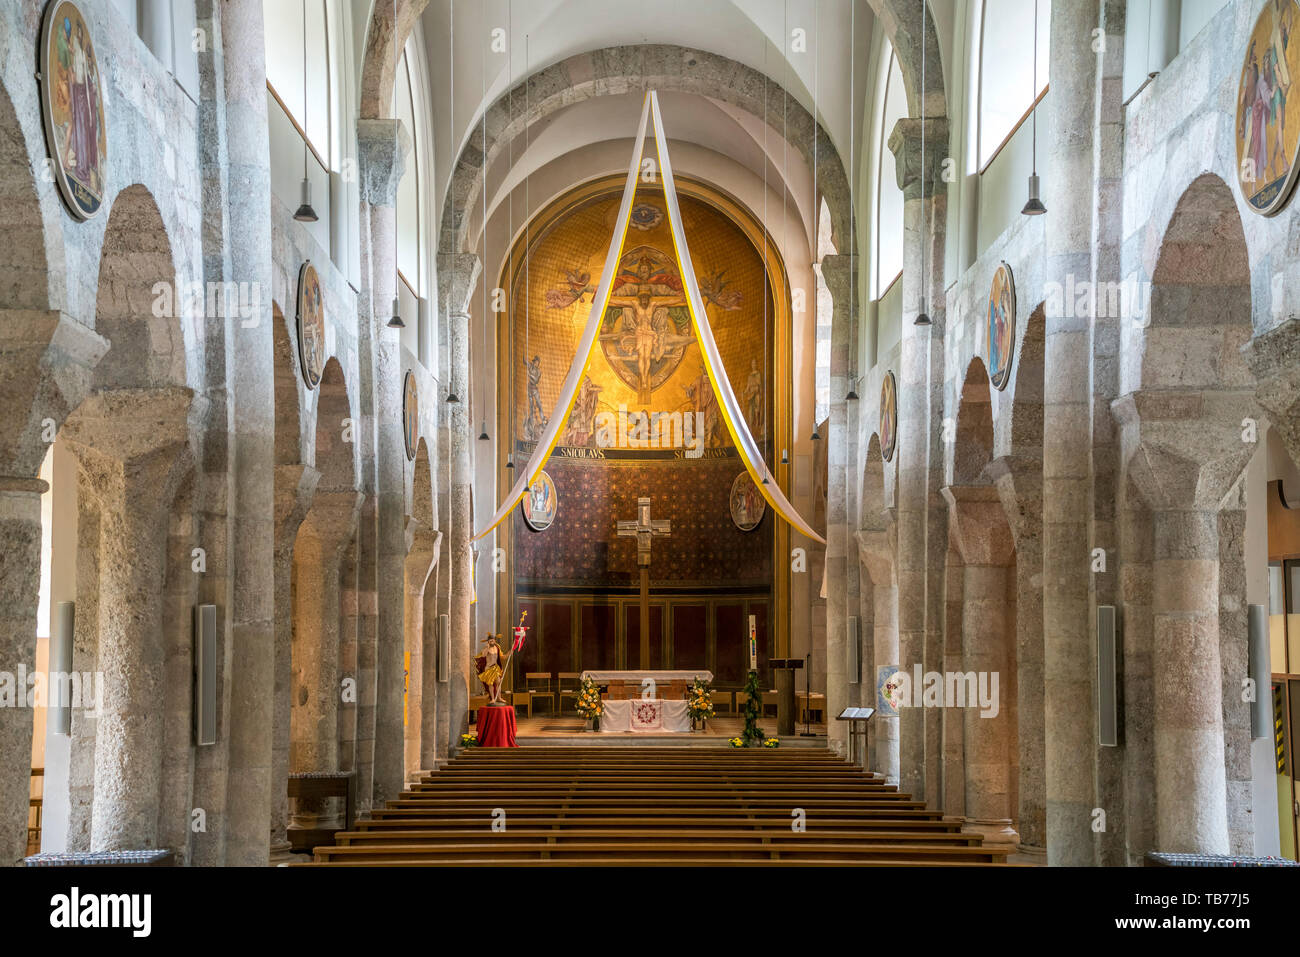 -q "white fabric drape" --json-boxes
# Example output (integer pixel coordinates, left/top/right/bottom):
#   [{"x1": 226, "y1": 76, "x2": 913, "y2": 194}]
[{"x1": 472, "y1": 90, "x2": 826, "y2": 547}]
